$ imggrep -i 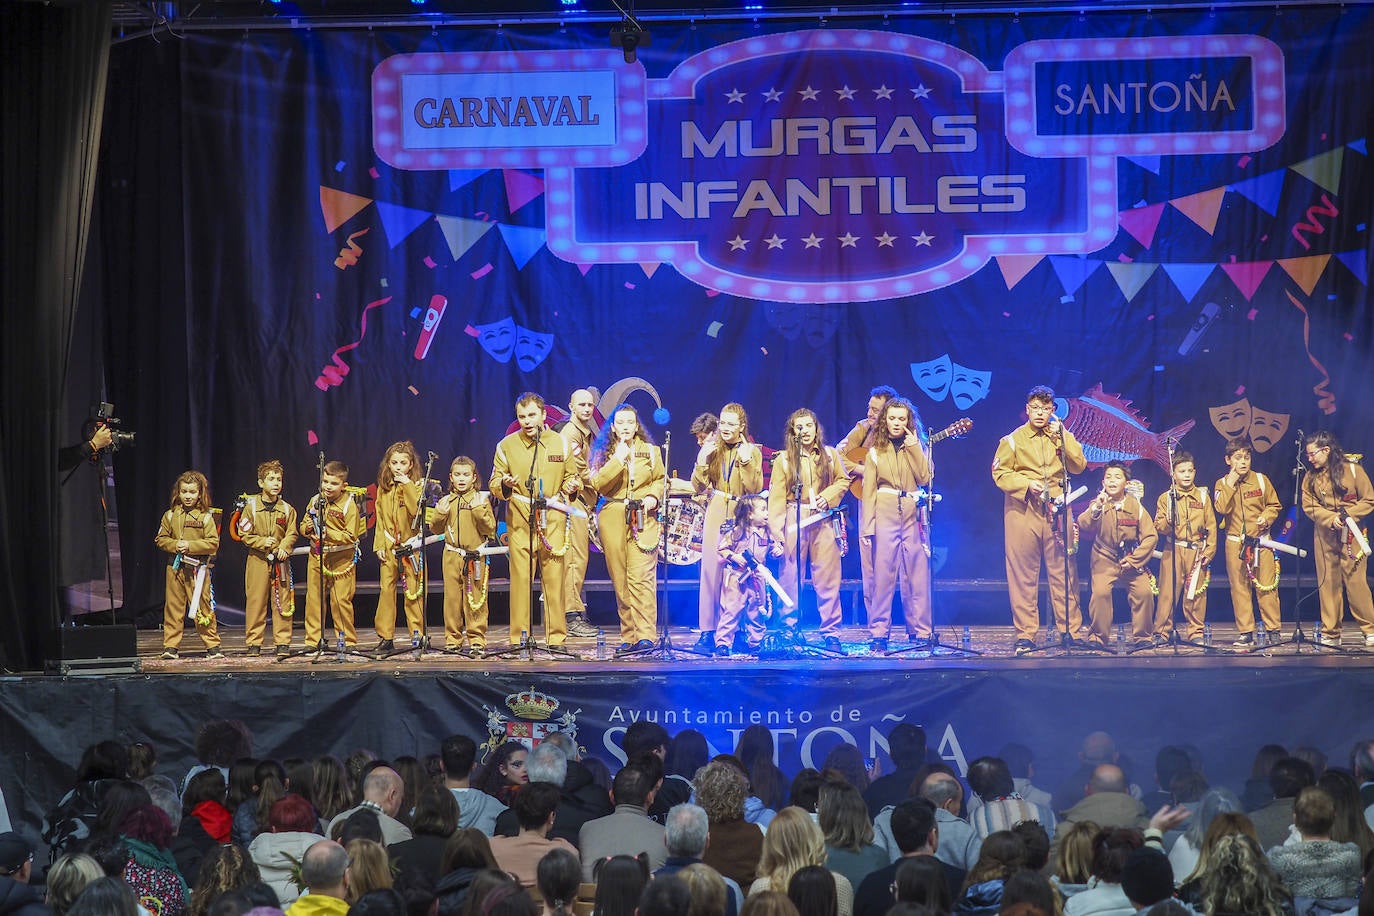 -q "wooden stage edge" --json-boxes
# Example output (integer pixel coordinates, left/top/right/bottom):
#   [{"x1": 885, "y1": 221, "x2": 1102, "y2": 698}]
[{"x1": 114, "y1": 622, "x2": 1374, "y2": 675}]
